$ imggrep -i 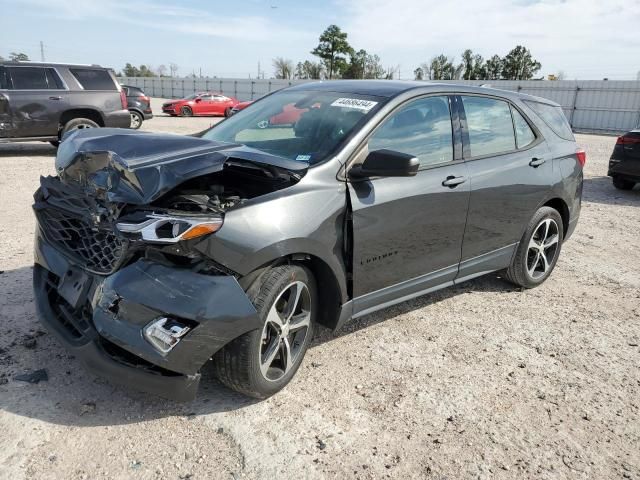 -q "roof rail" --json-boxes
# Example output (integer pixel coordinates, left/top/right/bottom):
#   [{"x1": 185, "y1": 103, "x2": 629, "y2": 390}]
[{"x1": 1, "y1": 60, "x2": 103, "y2": 67}]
